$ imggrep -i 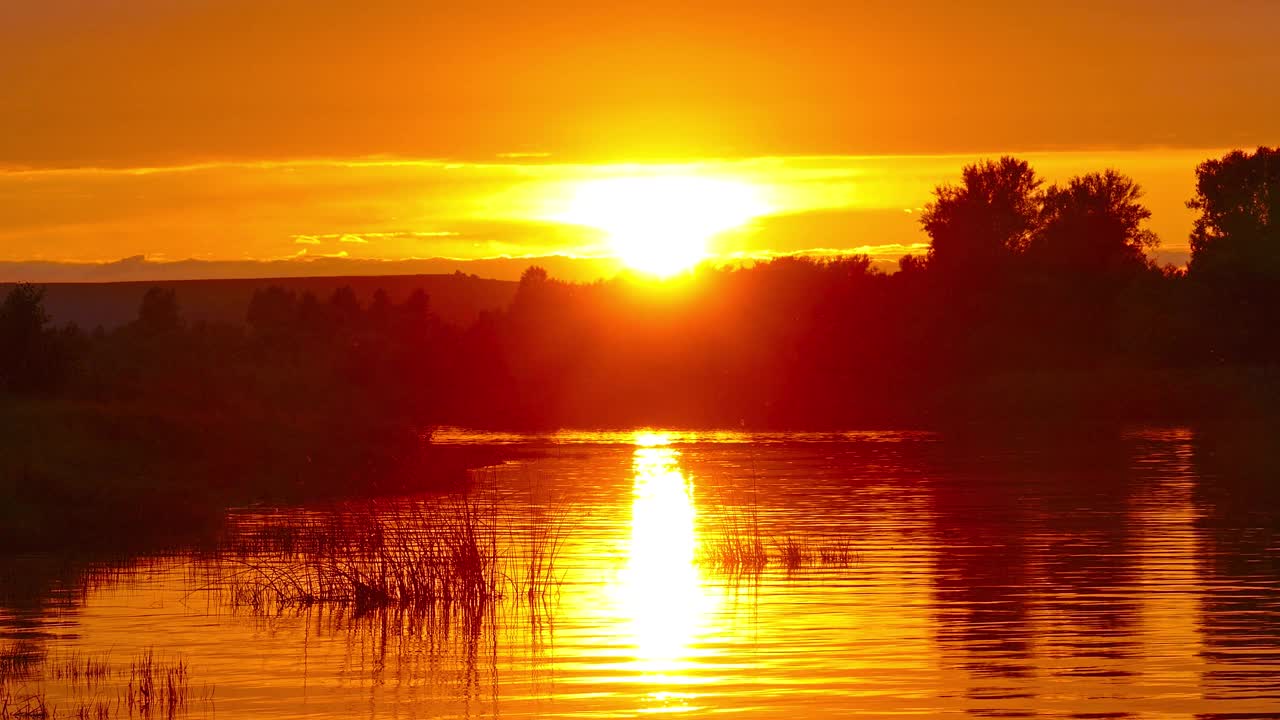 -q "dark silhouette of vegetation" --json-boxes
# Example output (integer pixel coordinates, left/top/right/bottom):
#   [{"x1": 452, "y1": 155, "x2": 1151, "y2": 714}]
[
  {"x1": 1186, "y1": 147, "x2": 1280, "y2": 361},
  {"x1": 1189, "y1": 147, "x2": 1280, "y2": 280},
  {"x1": 0, "y1": 283, "x2": 79, "y2": 394},
  {"x1": 1031, "y1": 170, "x2": 1159, "y2": 276},
  {"x1": 921, "y1": 156, "x2": 1042, "y2": 279},
  {"x1": 4, "y1": 148, "x2": 1280, "y2": 548}
]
